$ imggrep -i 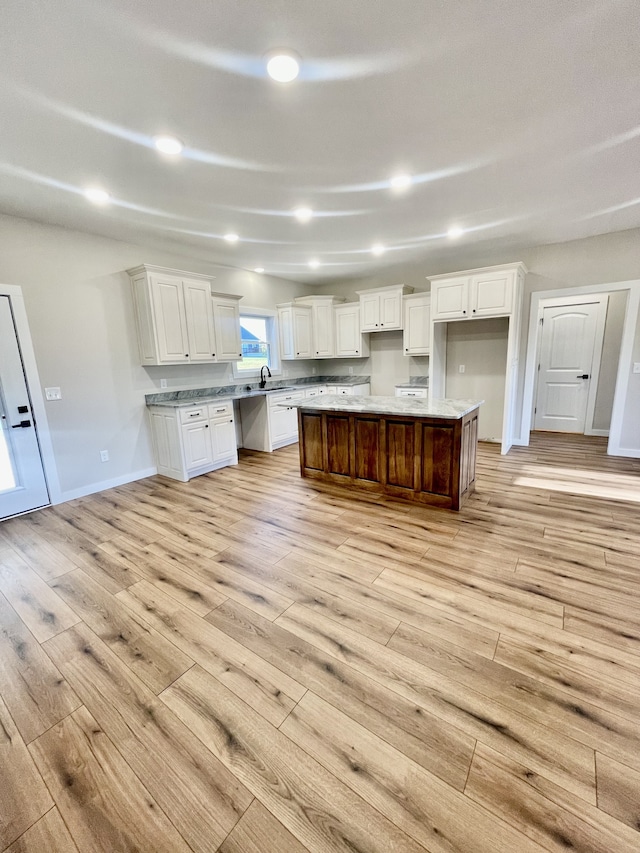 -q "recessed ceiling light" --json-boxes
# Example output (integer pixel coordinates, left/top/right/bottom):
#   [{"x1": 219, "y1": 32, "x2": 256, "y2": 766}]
[
  {"x1": 308, "y1": 259, "x2": 320, "y2": 270},
  {"x1": 390, "y1": 174, "x2": 412, "y2": 190},
  {"x1": 447, "y1": 225, "x2": 464, "y2": 238},
  {"x1": 371, "y1": 243, "x2": 386, "y2": 256},
  {"x1": 293, "y1": 207, "x2": 313, "y2": 223},
  {"x1": 154, "y1": 135, "x2": 184, "y2": 155},
  {"x1": 224, "y1": 233, "x2": 239, "y2": 243},
  {"x1": 84, "y1": 187, "x2": 110, "y2": 205},
  {"x1": 266, "y1": 50, "x2": 300, "y2": 83},
  {"x1": 254, "y1": 267, "x2": 265, "y2": 273}
]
